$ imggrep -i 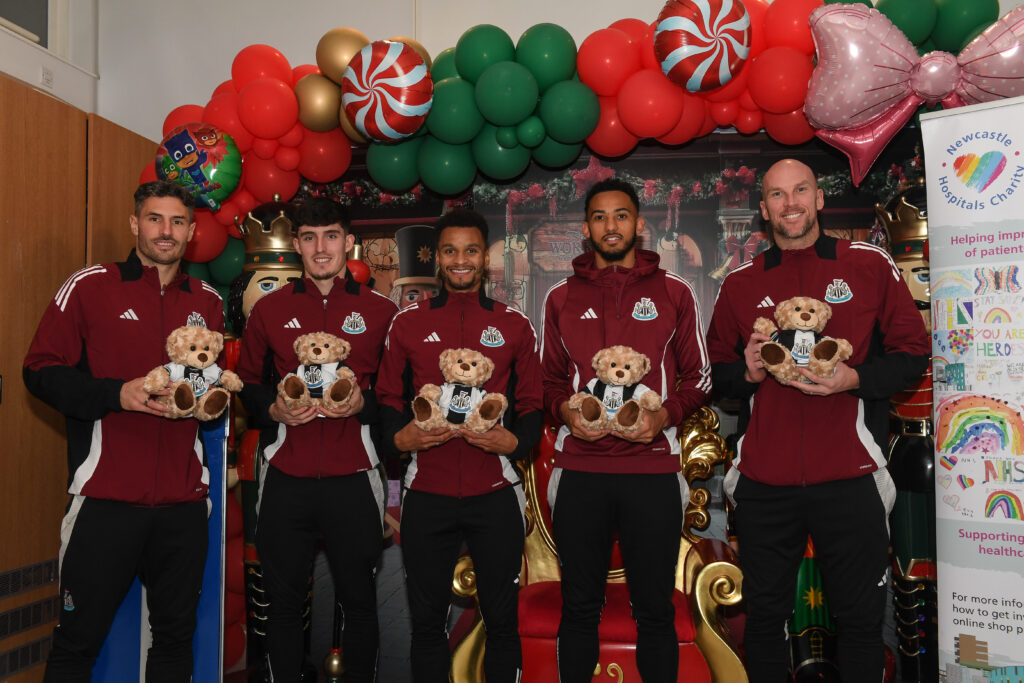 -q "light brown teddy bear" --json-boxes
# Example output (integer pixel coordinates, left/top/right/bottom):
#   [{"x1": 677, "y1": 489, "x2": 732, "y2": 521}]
[
  {"x1": 143, "y1": 325, "x2": 243, "y2": 421},
  {"x1": 413, "y1": 348, "x2": 508, "y2": 433},
  {"x1": 568, "y1": 345, "x2": 663, "y2": 433},
  {"x1": 753, "y1": 296, "x2": 853, "y2": 384},
  {"x1": 278, "y1": 332, "x2": 357, "y2": 410}
]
